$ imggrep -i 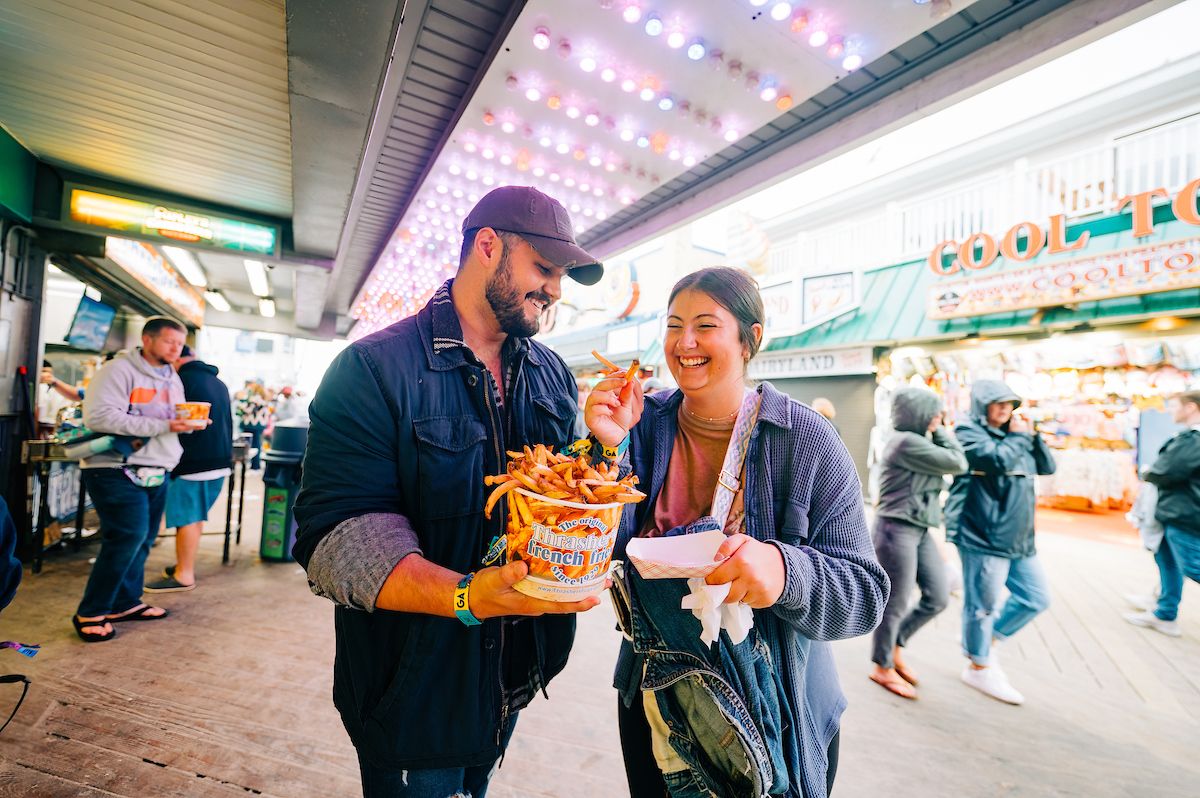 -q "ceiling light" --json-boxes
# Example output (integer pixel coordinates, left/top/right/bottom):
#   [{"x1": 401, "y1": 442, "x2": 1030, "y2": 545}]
[
  {"x1": 501, "y1": 120, "x2": 515, "y2": 133},
  {"x1": 546, "y1": 95, "x2": 562, "y2": 109},
  {"x1": 621, "y1": 78, "x2": 637, "y2": 92},
  {"x1": 525, "y1": 87, "x2": 542, "y2": 102},
  {"x1": 244, "y1": 259, "x2": 270, "y2": 297},
  {"x1": 160, "y1": 246, "x2": 206, "y2": 287},
  {"x1": 640, "y1": 87, "x2": 655, "y2": 101},
  {"x1": 600, "y1": 67, "x2": 617, "y2": 82},
  {"x1": 686, "y1": 39, "x2": 706, "y2": 60},
  {"x1": 204, "y1": 290, "x2": 231, "y2": 313},
  {"x1": 790, "y1": 11, "x2": 808, "y2": 32},
  {"x1": 724, "y1": 129, "x2": 740, "y2": 142},
  {"x1": 827, "y1": 37, "x2": 845, "y2": 57},
  {"x1": 532, "y1": 26, "x2": 551, "y2": 50},
  {"x1": 666, "y1": 30, "x2": 686, "y2": 49},
  {"x1": 749, "y1": 0, "x2": 768, "y2": 6},
  {"x1": 644, "y1": 13, "x2": 663, "y2": 36},
  {"x1": 658, "y1": 95, "x2": 675, "y2": 111},
  {"x1": 585, "y1": 112, "x2": 600, "y2": 126},
  {"x1": 619, "y1": 128, "x2": 635, "y2": 142},
  {"x1": 636, "y1": 135, "x2": 650, "y2": 148},
  {"x1": 622, "y1": 3, "x2": 642, "y2": 24},
  {"x1": 808, "y1": 30, "x2": 829, "y2": 47},
  {"x1": 557, "y1": 39, "x2": 572, "y2": 59},
  {"x1": 682, "y1": 154, "x2": 697, "y2": 166},
  {"x1": 842, "y1": 53, "x2": 863, "y2": 70},
  {"x1": 759, "y1": 78, "x2": 778, "y2": 102},
  {"x1": 482, "y1": 111, "x2": 495, "y2": 125},
  {"x1": 579, "y1": 56, "x2": 597, "y2": 72},
  {"x1": 565, "y1": 105, "x2": 581, "y2": 119},
  {"x1": 775, "y1": 94, "x2": 793, "y2": 110},
  {"x1": 770, "y1": 2, "x2": 792, "y2": 21},
  {"x1": 258, "y1": 297, "x2": 276, "y2": 318}
]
